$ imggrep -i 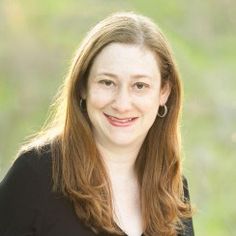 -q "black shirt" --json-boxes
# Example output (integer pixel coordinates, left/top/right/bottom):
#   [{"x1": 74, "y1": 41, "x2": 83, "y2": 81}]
[{"x1": 0, "y1": 147, "x2": 194, "y2": 236}]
